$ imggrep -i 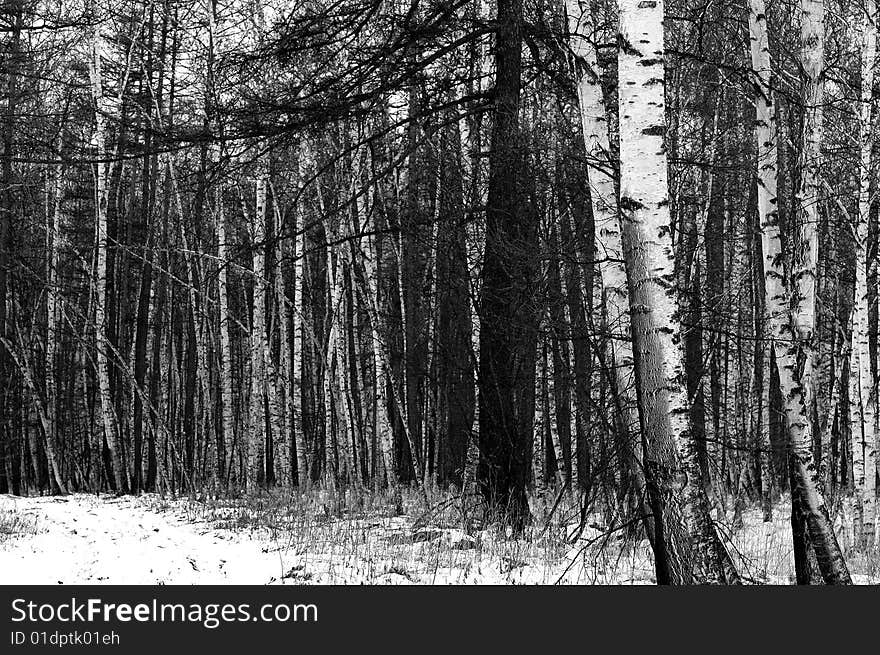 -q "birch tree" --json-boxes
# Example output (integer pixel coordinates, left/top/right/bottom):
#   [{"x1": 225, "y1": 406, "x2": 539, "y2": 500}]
[
  {"x1": 89, "y1": 1, "x2": 128, "y2": 494},
  {"x1": 849, "y1": 0, "x2": 877, "y2": 550},
  {"x1": 44, "y1": 161, "x2": 68, "y2": 494},
  {"x1": 749, "y1": 0, "x2": 851, "y2": 583},
  {"x1": 246, "y1": 165, "x2": 269, "y2": 492},
  {"x1": 616, "y1": 0, "x2": 738, "y2": 584},
  {"x1": 566, "y1": 0, "x2": 644, "y2": 522}
]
